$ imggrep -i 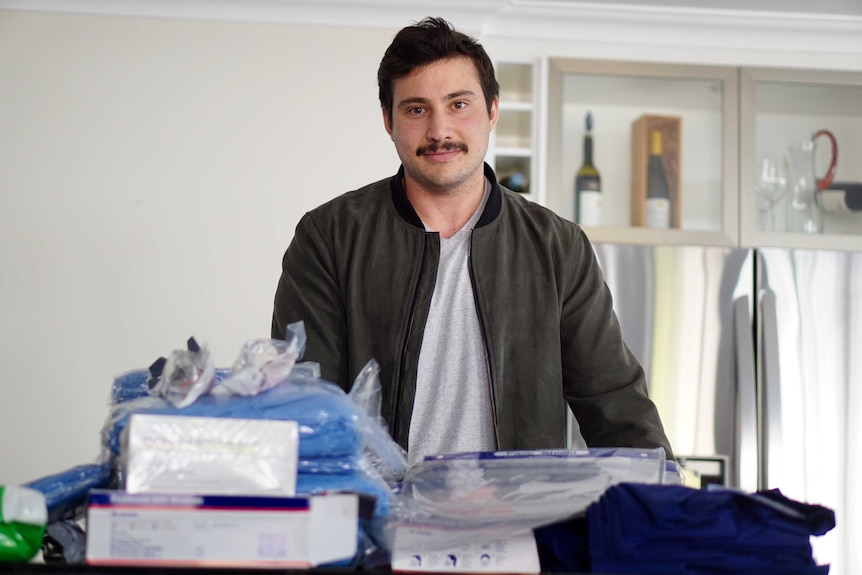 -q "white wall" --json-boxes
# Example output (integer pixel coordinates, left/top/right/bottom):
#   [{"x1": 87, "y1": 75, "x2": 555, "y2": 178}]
[
  {"x1": 2, "y1": 5, "x2": 857, "y2": 572},
  {"x1": 0, "y1": 10, "x2": 399, "y2": 485},
  {"x1": 2, "y1": 0, "x2": 860, "y2": 494}
]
